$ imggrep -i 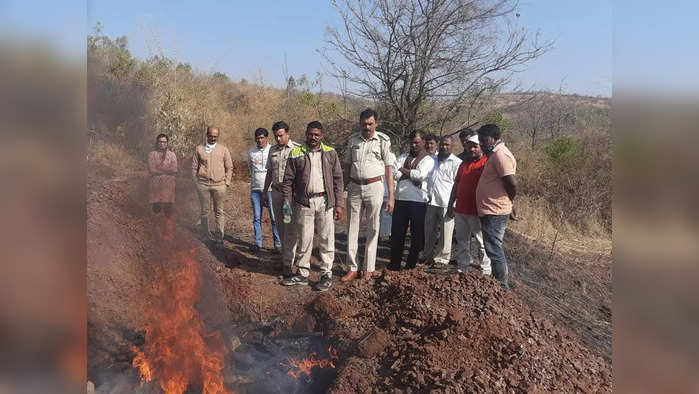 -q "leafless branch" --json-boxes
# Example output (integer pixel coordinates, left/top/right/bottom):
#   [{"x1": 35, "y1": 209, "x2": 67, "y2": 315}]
[{"x1": 323, "y1": 0, "x2": 552, "y2": 143}]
